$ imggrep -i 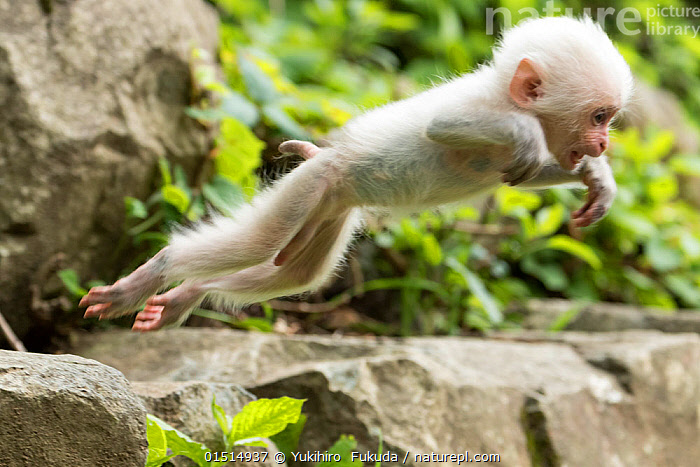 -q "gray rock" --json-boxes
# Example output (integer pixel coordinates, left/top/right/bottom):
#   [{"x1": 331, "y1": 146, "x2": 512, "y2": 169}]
[
  {"x1": 0, "y1": 350, "x2": 147, "y2": 467},
  {"x1": 0, "y1": 0, "x2": 218, "y2": 336},
  {"x1": 73, "y1": 329, "x2": 700, "y2": 466},
  {"x1": 518, "y1": 298, "x2": 700, "y2": 333}
]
